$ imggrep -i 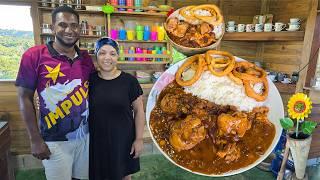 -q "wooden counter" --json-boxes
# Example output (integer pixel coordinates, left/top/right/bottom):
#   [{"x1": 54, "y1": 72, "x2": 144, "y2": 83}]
[{"x1": 0, "y1": 121, "x2": 14, "y2": 180}]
